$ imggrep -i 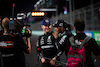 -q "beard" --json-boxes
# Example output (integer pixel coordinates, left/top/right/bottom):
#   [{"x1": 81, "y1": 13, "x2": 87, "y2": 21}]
[{"x1": 44, "y1": 28, "x2": 51, "y2": 33}]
